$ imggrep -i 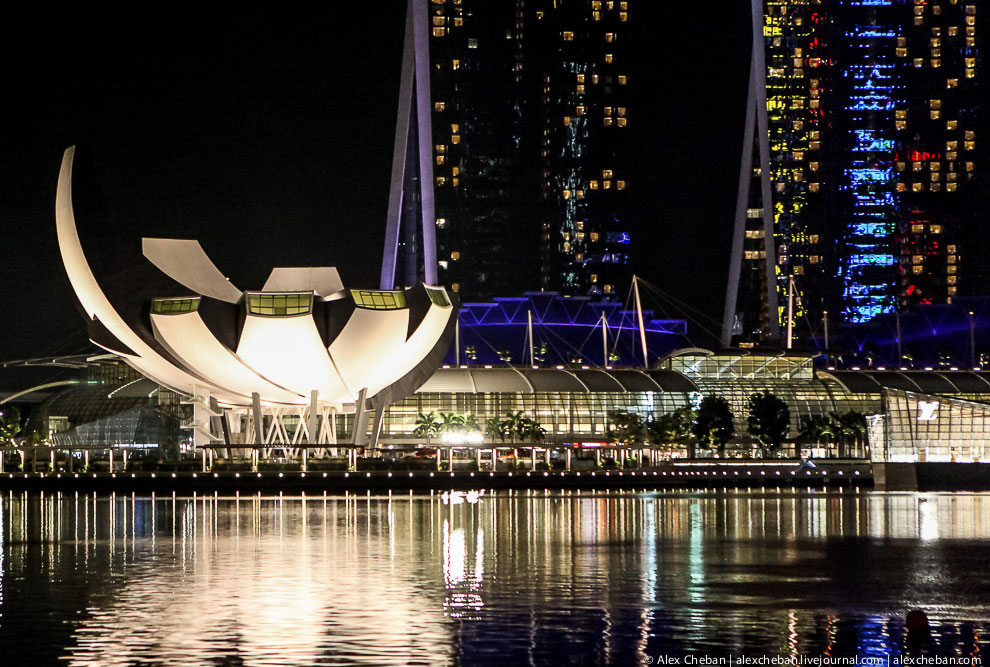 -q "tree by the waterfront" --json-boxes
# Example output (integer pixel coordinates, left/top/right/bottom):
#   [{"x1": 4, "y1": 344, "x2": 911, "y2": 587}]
[
  {"x1": 0, "y1": 406, "x2": 21, "y2": 445},
  {"x1": 413, "y1": 411, "x2": 442, "y2": 445},
  {"x1": 746, "y1": 391, "x2": 790, "y2": 457},
  {"x1": 692, "y1": 396, "x2": 734, "y2": 456},
  {"x1": 606, "y1": 410, "x2": 648, "y2": 446}
]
